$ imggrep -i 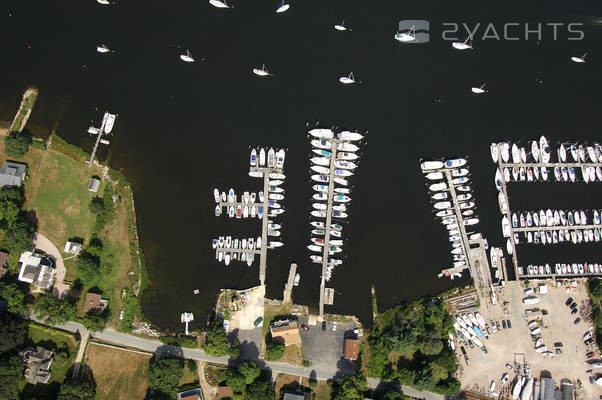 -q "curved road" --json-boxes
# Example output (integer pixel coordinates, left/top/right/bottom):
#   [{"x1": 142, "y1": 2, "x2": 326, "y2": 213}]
[
  {"x1": 34, "y1": 233, "x2": 69, "y2": 298},
  {"x1": 50, "y1": 320, "x2": 444, "y2": 400}
]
